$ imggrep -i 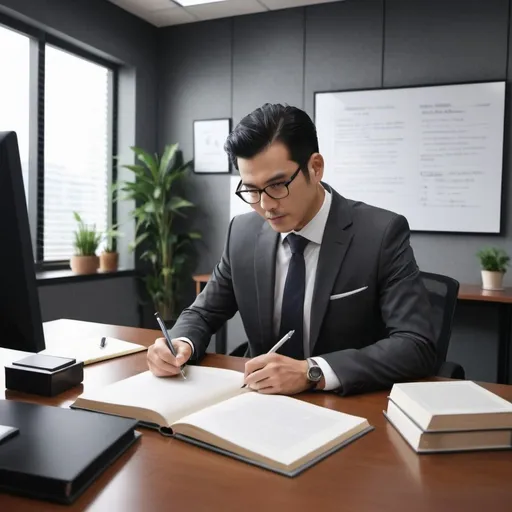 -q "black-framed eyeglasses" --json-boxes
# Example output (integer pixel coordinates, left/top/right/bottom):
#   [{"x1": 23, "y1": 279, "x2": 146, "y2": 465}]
[{"x1": 235, "y1": 166, "x2": 302, "y2": 205}]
